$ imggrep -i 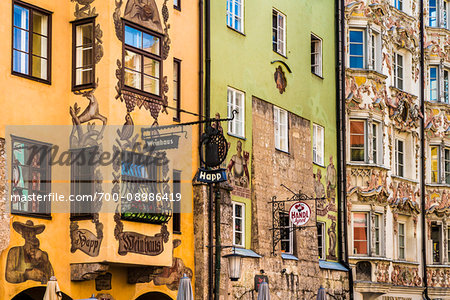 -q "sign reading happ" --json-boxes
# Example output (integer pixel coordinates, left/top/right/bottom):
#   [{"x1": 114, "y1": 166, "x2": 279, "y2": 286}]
[{"x1": 289, "y1": 201, "x2": 311, "y2": 226}]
